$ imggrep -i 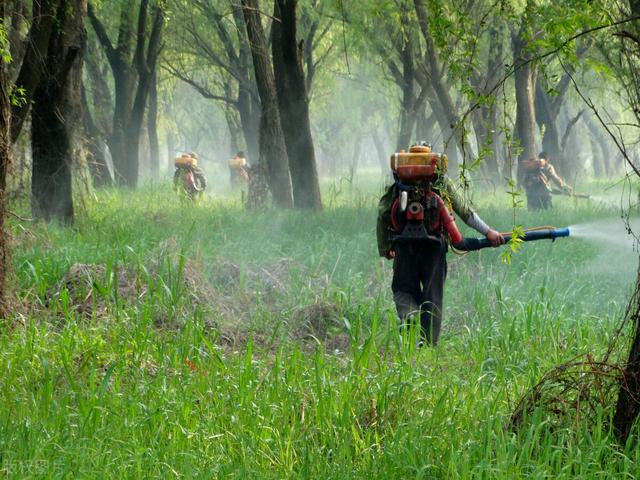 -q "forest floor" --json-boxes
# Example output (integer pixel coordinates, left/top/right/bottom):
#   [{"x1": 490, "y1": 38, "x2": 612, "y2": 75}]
[{"x1": 1, "y1": 175, "x2": 639, "y2": 478}]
